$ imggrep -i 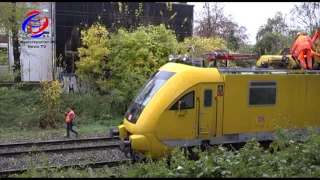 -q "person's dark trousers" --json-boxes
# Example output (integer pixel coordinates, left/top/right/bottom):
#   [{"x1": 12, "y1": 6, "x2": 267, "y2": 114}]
[{"x1": 66, "y1": 121, "x2": 78, "y2": 138}]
